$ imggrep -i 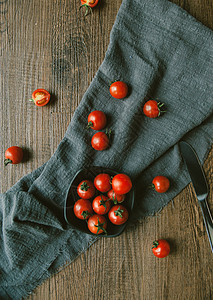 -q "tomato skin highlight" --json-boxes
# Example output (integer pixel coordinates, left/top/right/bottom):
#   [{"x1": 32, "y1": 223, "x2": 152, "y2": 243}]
[
  {"x1": 112, "y1": 174, "x2": 132, "y2": 195},
  {"x1": 152, "y1": 176, "x2": 170, "y2": 193},
  {"x1": 152, "y1": 239, "x2": 170, "y2": 258},
  {"x1": 107, "y1": 189, "x2": 125, "y2": 204},
  {"x1": 74, "y1": 199, "x2": 93, "y2": 220},
  {"x1": 92, "y1": 195, "x2": 111, "y2": 215},
  {"x1": 94, "y1": 173, "x2": 111, "y2": 193},
  {"x1": 91, "y1": 132, "x2": 109, "y2": 151},
  {"x1": 31, "y1": 89, "x2": 50, "y2": 107},
  {"x1": 108, "y1": 205, "x2": 129, "y2": 225},
  {"x1": 87, "y1": 214, "x2": 107, "y2": 235},
  {"x1": 77, "y1": 180, "x2": 95, "y2": 199},
  {"x1": 109, "y1": 81, "x2": 128, "y2": 99},
  {"x1": 87, "y1": 110, "x2": 107, "y2": 130},
  {"x1": 4, "y1": 146, "x2": 23, "y2": 166}
]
